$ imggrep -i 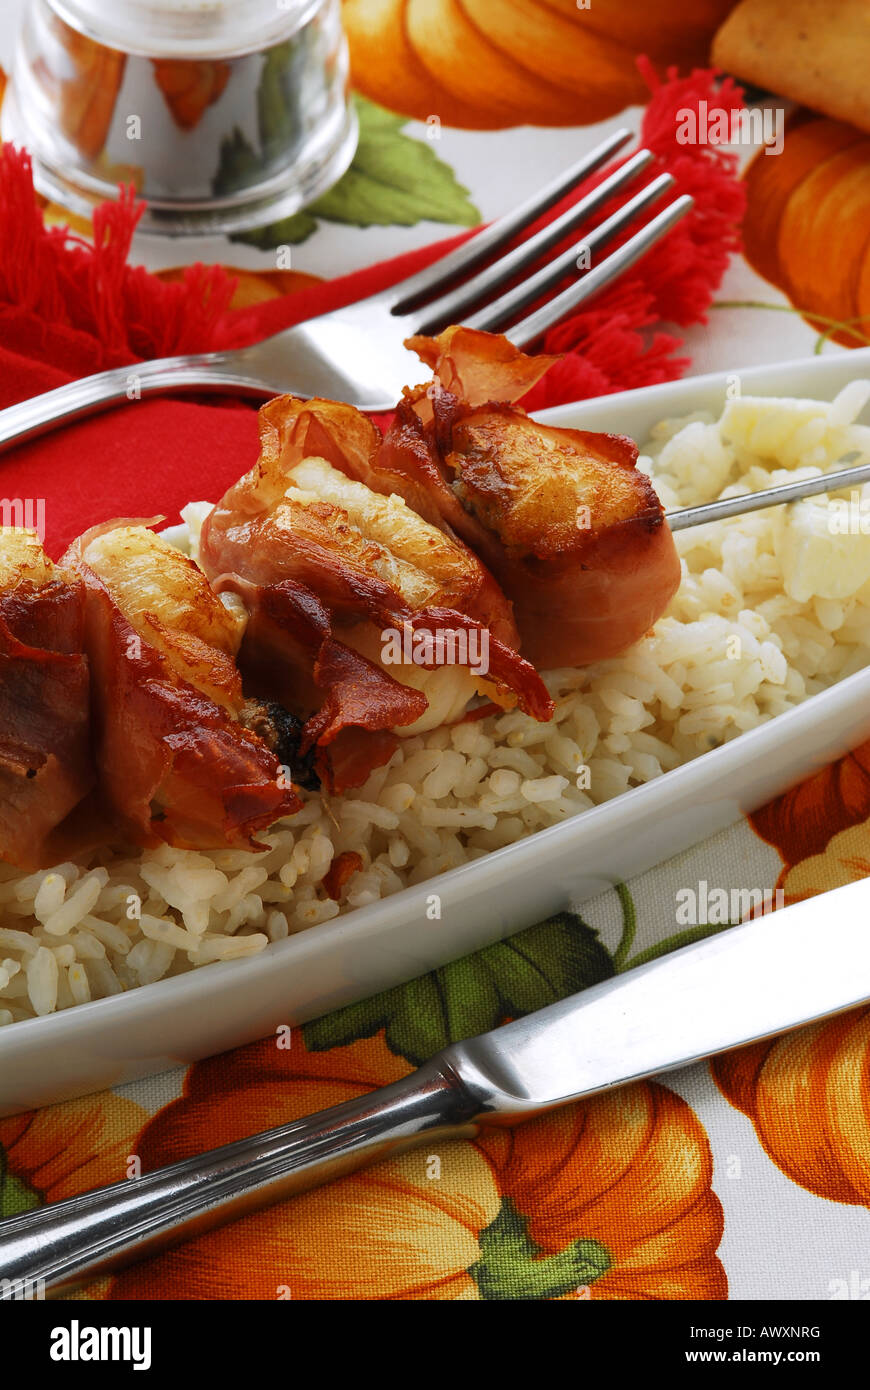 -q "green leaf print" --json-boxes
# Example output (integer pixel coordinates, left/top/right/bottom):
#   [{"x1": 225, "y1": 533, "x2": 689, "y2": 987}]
[
  {"x1": 303, "y1": 911, "x2": 614, "y2": 1066},
  {"x1": 221, "y1": 94, "x2": 481, "y2": 249},
  {"x1": 469, "y1": 1198, "x2": 611, "y2": 1300},
  {"x1": 0, "y1": 1147, "x2": 41, "y2": 1219}
]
